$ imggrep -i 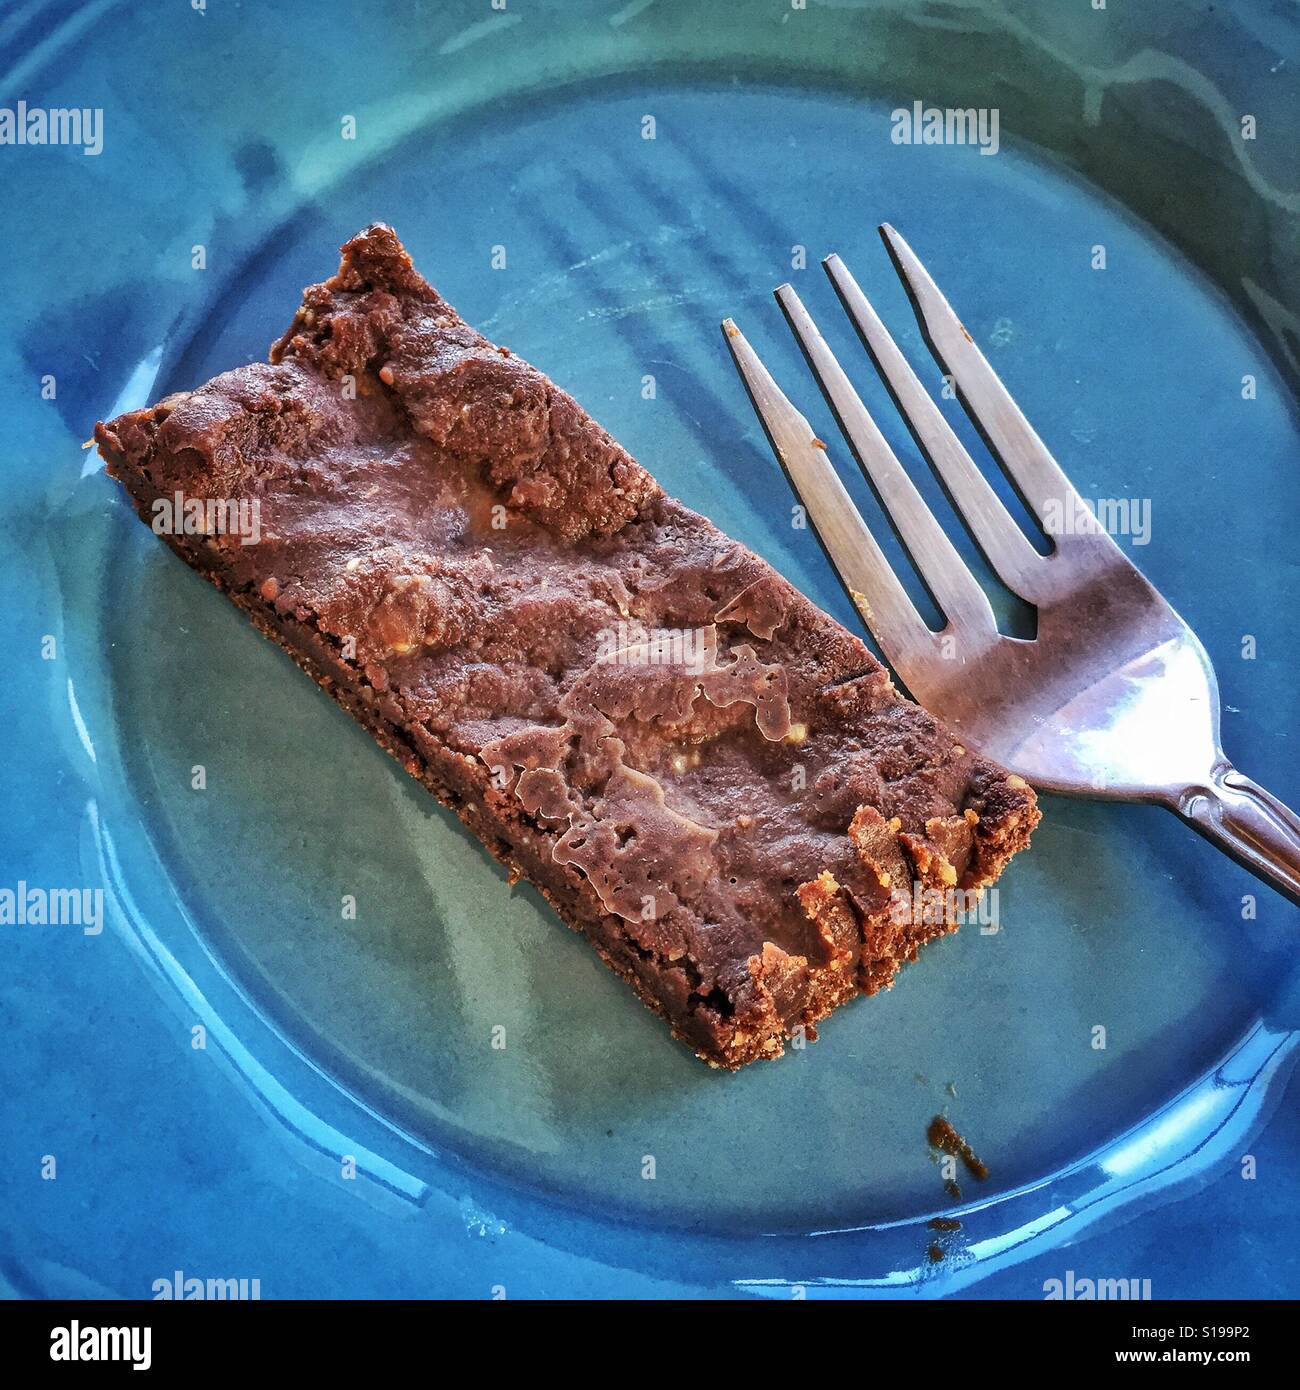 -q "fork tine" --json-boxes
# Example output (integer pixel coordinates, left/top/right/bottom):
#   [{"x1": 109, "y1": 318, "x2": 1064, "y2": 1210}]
[
  {"x1": 880, "y1": 223, "x2": 1106, "y2": 552},
  {"x1": 721, "y1": 318, "x2": 938, "y2": 679},
  {"x1": 774, "y1": 283, "x2": 996, "y2": 636},
  {"x1": 823, "y1": 252, "x2": 1050, "y2": 605}
]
